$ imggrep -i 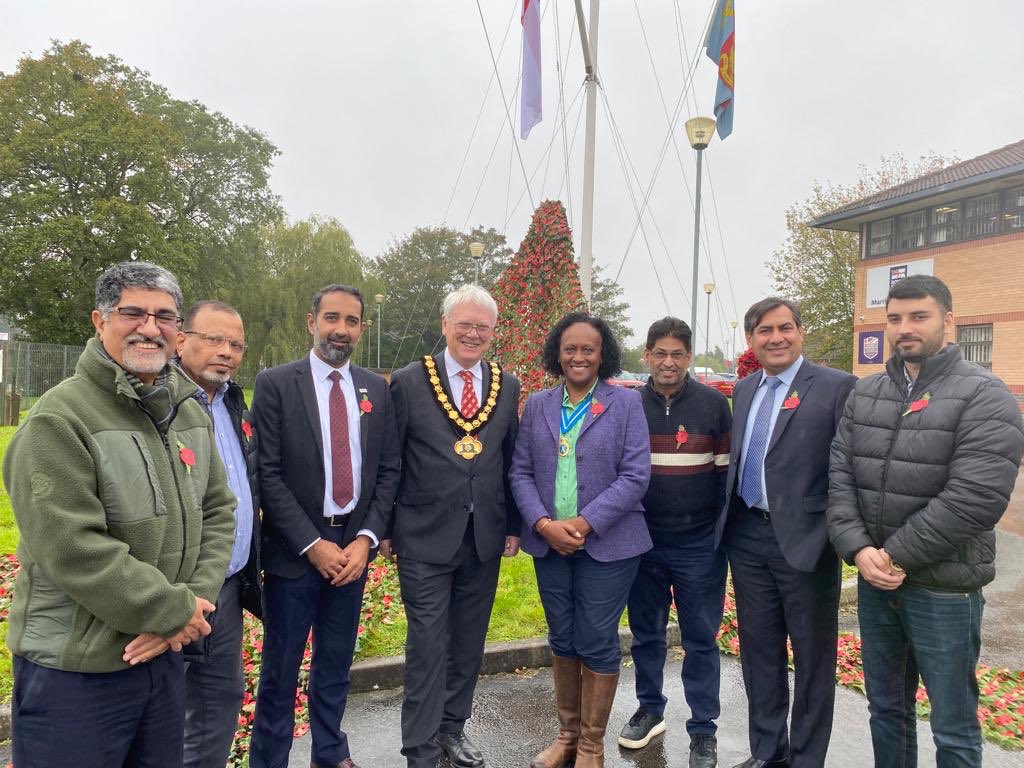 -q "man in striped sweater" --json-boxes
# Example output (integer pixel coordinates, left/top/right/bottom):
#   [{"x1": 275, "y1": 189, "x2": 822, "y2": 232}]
[{"x1": 618, "y1": 317, "x2": 732, "y2": 768}]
